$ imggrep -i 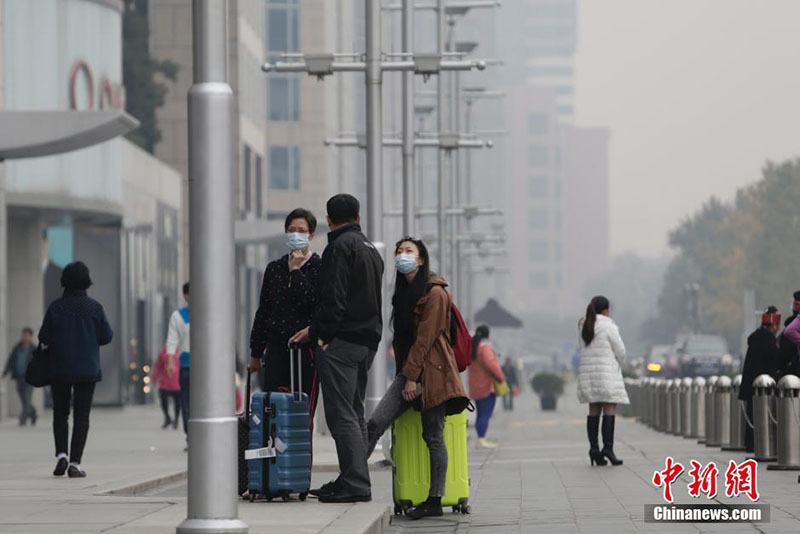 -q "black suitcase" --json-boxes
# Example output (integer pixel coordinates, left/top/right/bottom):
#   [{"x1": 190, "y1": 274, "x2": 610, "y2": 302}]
[{"x1": 237, "y1": 370, "x2": 251, "y2": 496}]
